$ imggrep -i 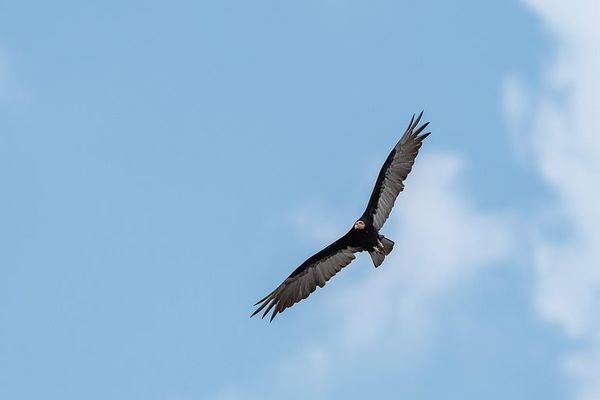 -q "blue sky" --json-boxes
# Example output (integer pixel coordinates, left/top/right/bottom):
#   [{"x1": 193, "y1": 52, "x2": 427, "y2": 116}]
[{"x1": 2, "y1": 1, "x2": 599, "y2": 399}]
